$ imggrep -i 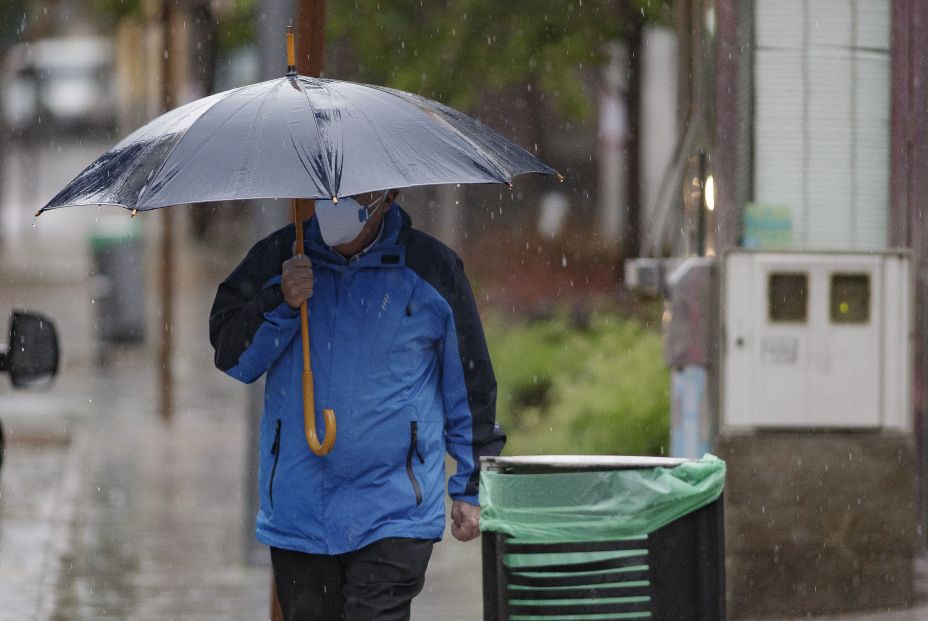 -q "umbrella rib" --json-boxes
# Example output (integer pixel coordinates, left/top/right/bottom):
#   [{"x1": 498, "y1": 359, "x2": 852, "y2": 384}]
[
  {"x1": 135, "y1": 81, "x2": 277, "y2": 208},
  {"x1": 317, "y1": 79, "x2": 344, "y2": 195},
  {"x1": 132, "y1": 95, "x2": 237, "y2": 207},
  {"x1": 366, "y1": 85, "x2": 514, "y2": 182},
  {"x1": 229, "y1": 80, "x2": 282, "y2": 195},
  {"x1": 95, "y1": 93, "x2": 232, "y2": 211},
  {"x1": 291, "y1": 77, "x2": 337, "y2": 197}
]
